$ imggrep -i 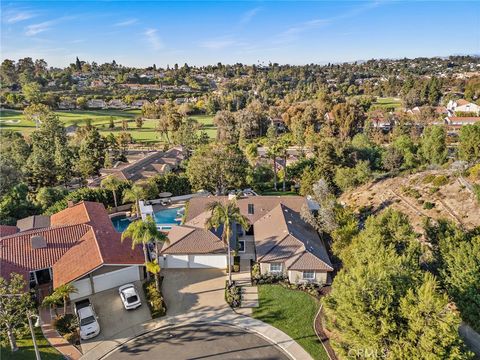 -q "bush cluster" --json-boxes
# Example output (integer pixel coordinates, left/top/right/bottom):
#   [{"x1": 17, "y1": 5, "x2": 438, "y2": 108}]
[
  {"x1": 280, "y1": 282, "x2": 322, "y2": 298},
  {"x1": 225, "y1": 282, "x2": 241, "y2": 307},
  {"x1": 143, "y1": 280, "x2": 167, "y2": 318}
]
